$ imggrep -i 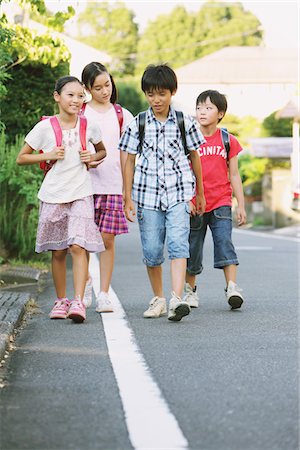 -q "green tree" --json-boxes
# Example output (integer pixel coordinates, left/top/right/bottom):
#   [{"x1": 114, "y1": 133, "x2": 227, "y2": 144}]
[
  {"x1": 0, "y1": 0, "x2": 72, "y2": 138},
  {"x1": 76, "y1": 2, "x2": 138, "y2": 76},
  {"x1": 135, "y1": 1, "x2": 262, "y2": 74},
  {"x1": 116, "y1": 78, "x2": 148, "y2": 115},
  {"x1": 192, "y1": 2, "x2": 262, "y2": 59},
  {"x1": 262, "y1": 111, "x2": 293, "y2": 137},
  {"x1": 135, "y1": 6, "x2": 195, "y2": 74}
]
